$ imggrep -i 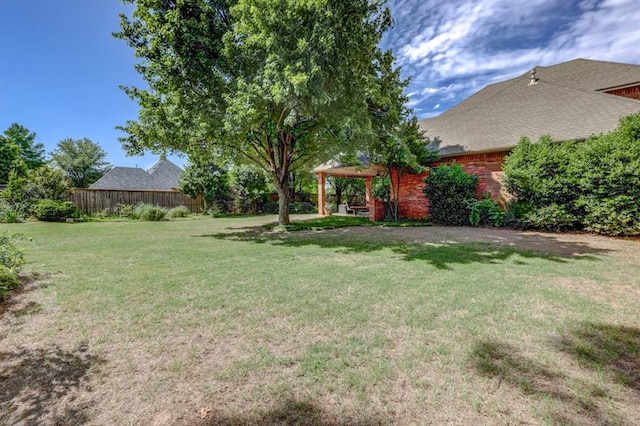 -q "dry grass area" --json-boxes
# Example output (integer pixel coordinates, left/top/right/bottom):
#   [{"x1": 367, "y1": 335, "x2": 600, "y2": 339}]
[{"x1": 1, "y1": 216, "x2": 639, "y2": 425}]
